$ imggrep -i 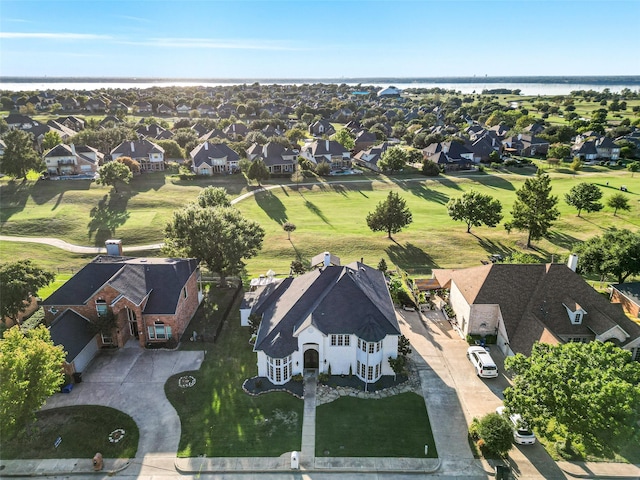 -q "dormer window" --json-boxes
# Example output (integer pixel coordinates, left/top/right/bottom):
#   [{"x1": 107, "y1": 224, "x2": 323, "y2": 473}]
[{"x1": 563, "y1": 299, "x2": 586, "y2": 325}]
